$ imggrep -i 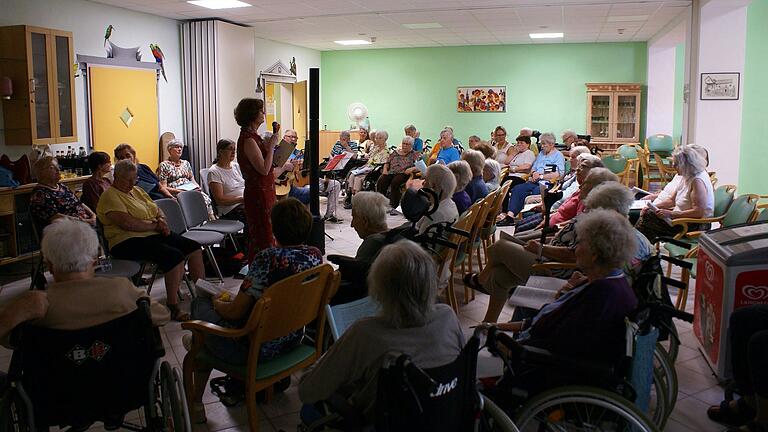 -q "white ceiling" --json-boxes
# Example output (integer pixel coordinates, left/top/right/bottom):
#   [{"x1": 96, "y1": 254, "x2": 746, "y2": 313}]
[{"x1": 90, "y1": 0, "x2": 691, "y2": 50}]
